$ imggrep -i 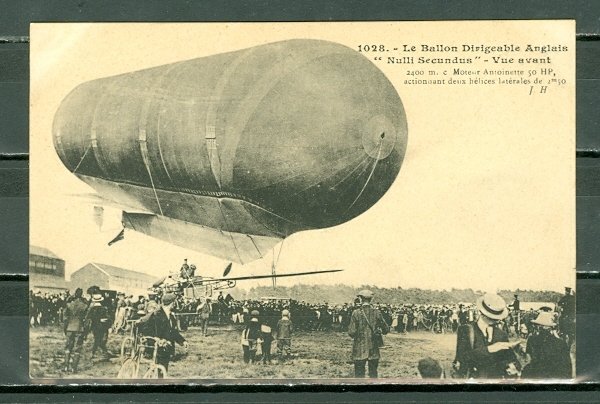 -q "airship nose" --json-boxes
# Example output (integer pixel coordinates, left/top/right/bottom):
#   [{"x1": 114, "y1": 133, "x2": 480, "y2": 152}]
[{"x1": 362, "y1": 114, "x2": 398, "y2": 160}]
